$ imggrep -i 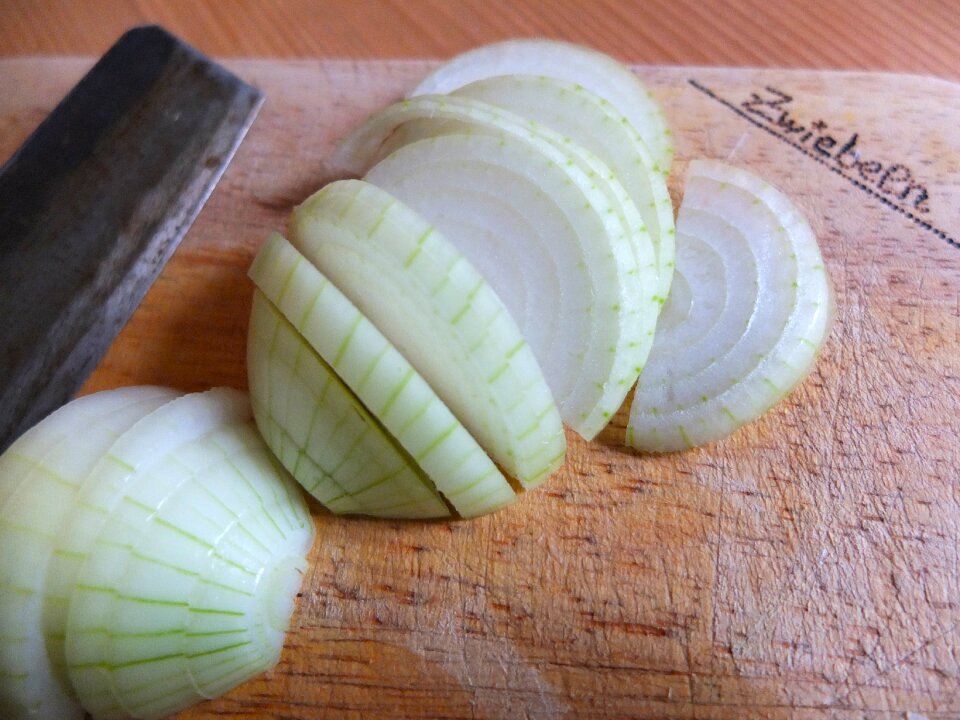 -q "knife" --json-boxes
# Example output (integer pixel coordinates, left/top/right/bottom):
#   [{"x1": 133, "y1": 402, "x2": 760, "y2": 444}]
[{"x1": 0, "y1": 25, "x2": 263, "y2": 452}]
